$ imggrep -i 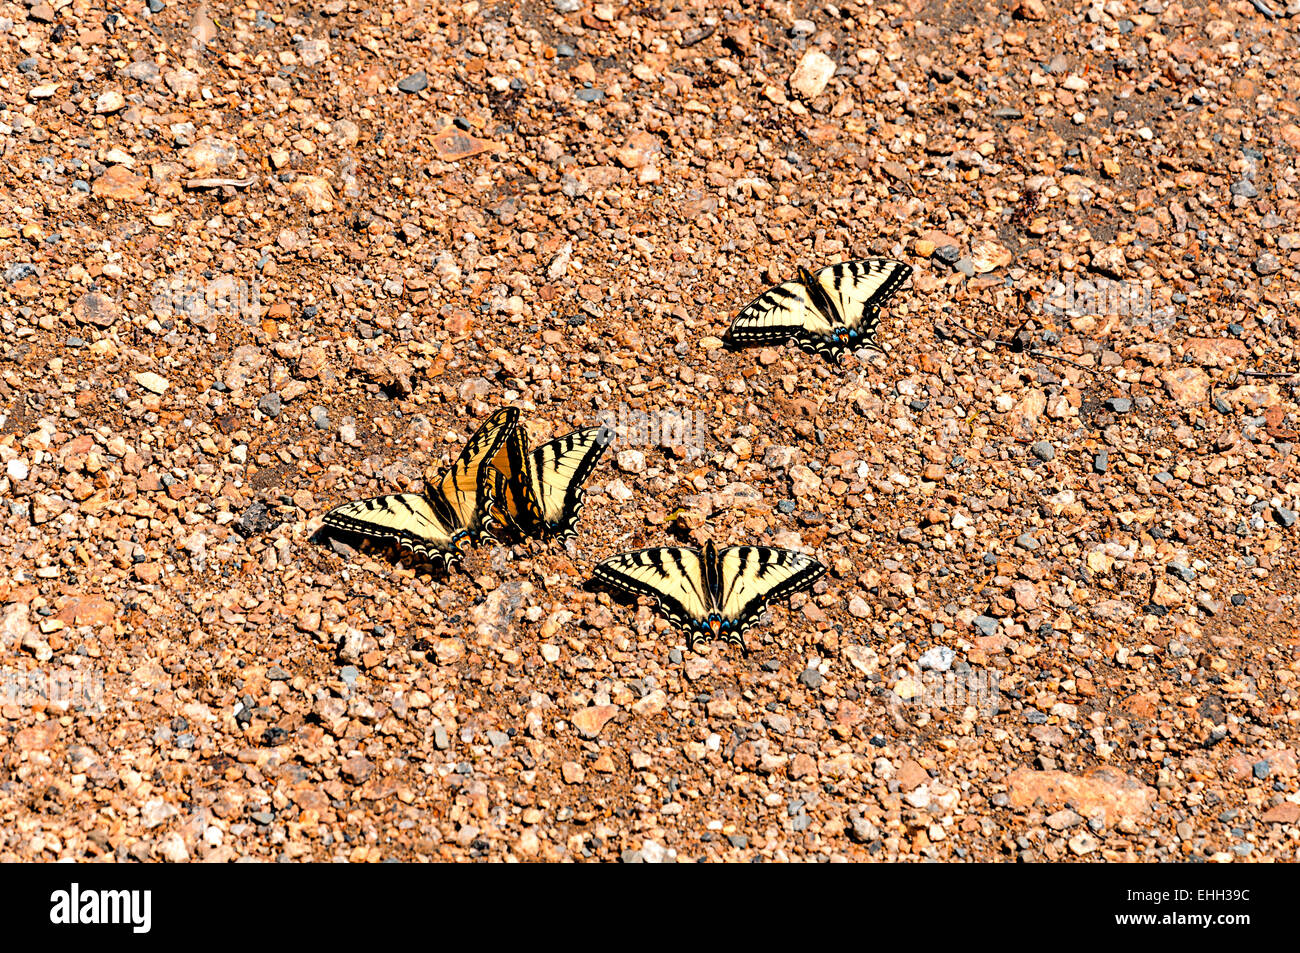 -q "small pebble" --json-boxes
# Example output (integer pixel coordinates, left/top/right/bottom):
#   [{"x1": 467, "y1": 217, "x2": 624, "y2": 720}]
[
  {"x1": 919, "y1": 647, "x2": 955, "y2": 672},
  {"x1": 398, "y1": 71, "x2": 428, "y2": 93},
  {"x1": 257, "y1": 393, "x2": 282, "y2": 418}
]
